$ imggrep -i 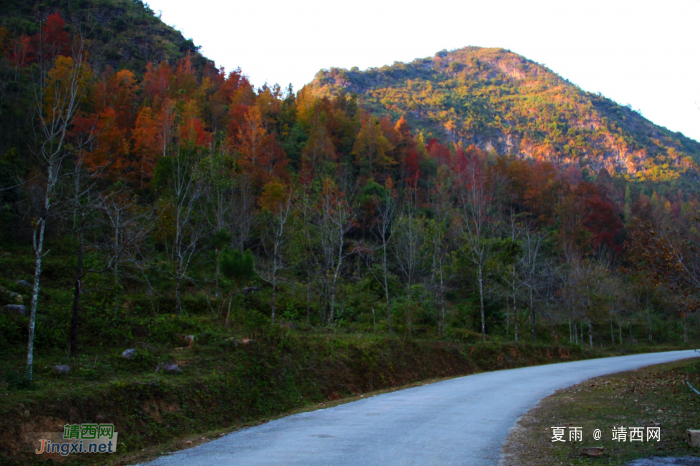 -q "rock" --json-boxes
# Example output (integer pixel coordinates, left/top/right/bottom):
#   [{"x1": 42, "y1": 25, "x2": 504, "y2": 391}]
[
  {"x1": 239, "y1": 338, "x2": 255, "y2": 345},
  {"x1": 155, "y1": 362, "x2": 181, "y2": 373},
  {"x1": 121, "y1": 349, "x2": 137, "y2": 359},
  {"x1": 581, "y1": 447, "x2": 605, "y2": 457},
  {"x1": 15, "y1": 280, "x2": 31, "y2": 288},
  {"x1": 178, "y1": 334, "x2": 194, "y2": 348},
  {"x1": 54, "y1": 365, "x2": 70, "y2": 375},
  {"x1": 687, "y1": 429, "x2": 700, "y2": 447},
  {"x1": 3, "y1": 304, "x2": 26, "y2": 316}
]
